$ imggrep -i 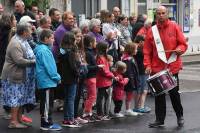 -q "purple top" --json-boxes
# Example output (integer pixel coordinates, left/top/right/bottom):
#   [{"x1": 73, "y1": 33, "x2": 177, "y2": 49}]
[
  {"x1": 87, "y1": 31, "x2": 104, "y2": 43},
  {"x1": 52, "y1": 23, "x2": 71, "y2": 61}
]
